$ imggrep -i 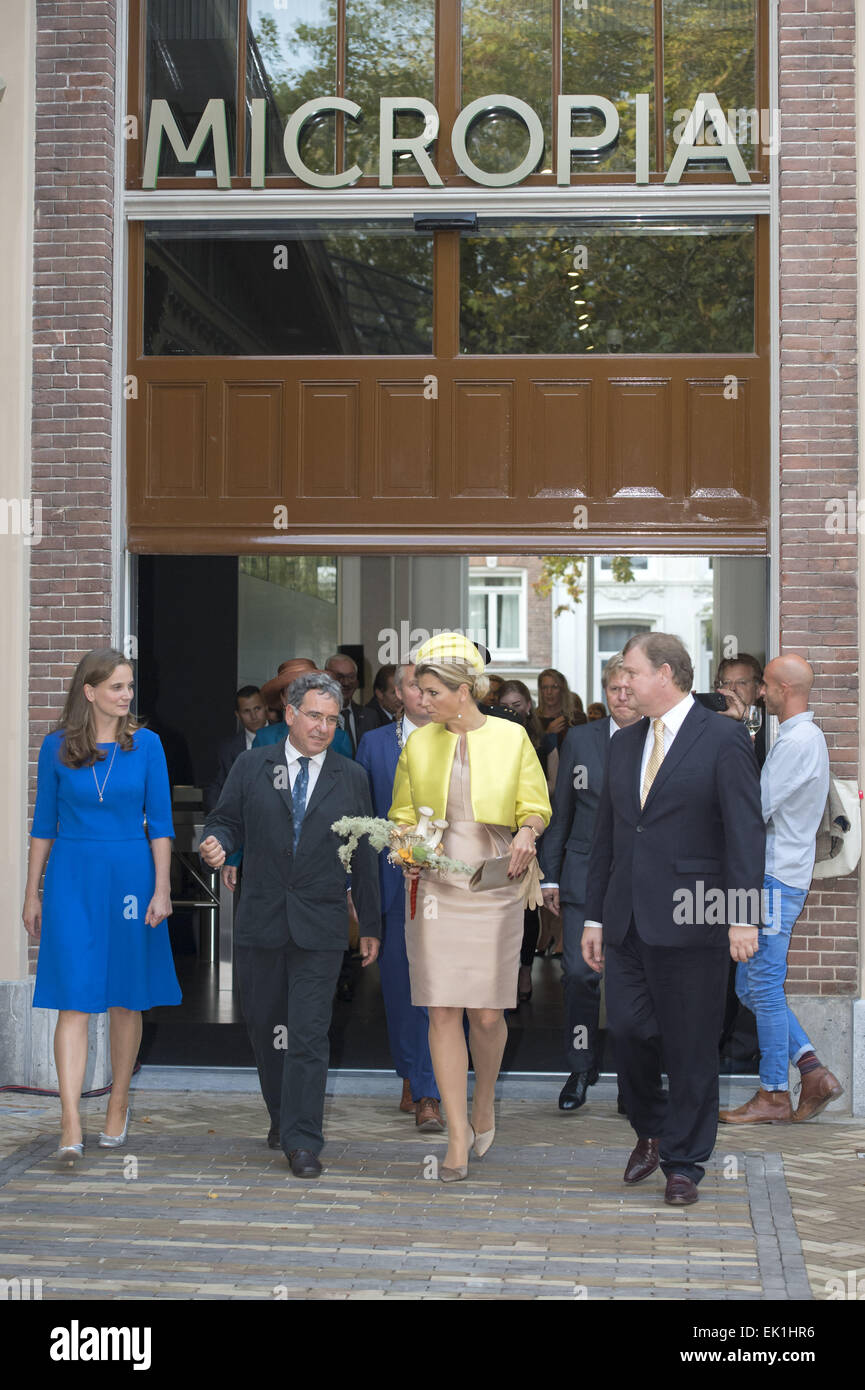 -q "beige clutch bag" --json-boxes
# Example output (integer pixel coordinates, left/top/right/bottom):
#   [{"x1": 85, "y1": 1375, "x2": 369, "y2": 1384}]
[
  {"x1": 468, "y1": 856, "x2": 544, "y2": 909},
  {"x1": 468, "y1": 855, "x2": 515, "y2": 892}
]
